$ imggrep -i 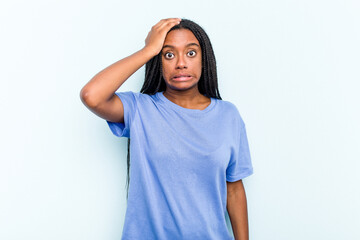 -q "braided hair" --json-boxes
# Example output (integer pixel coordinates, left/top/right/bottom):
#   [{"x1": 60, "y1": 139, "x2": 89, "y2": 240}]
[{"x1": 125, "y1": 18, "x2": 222, "y2": 200}]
